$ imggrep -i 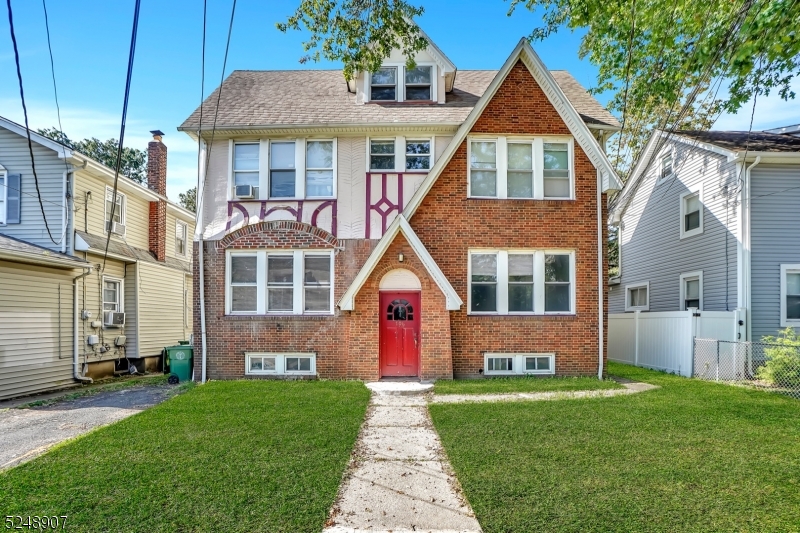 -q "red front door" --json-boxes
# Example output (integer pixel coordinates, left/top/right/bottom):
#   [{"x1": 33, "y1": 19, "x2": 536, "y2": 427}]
[{"x1": 380, "y1": 292, "x2": 421, "y2": 377}]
